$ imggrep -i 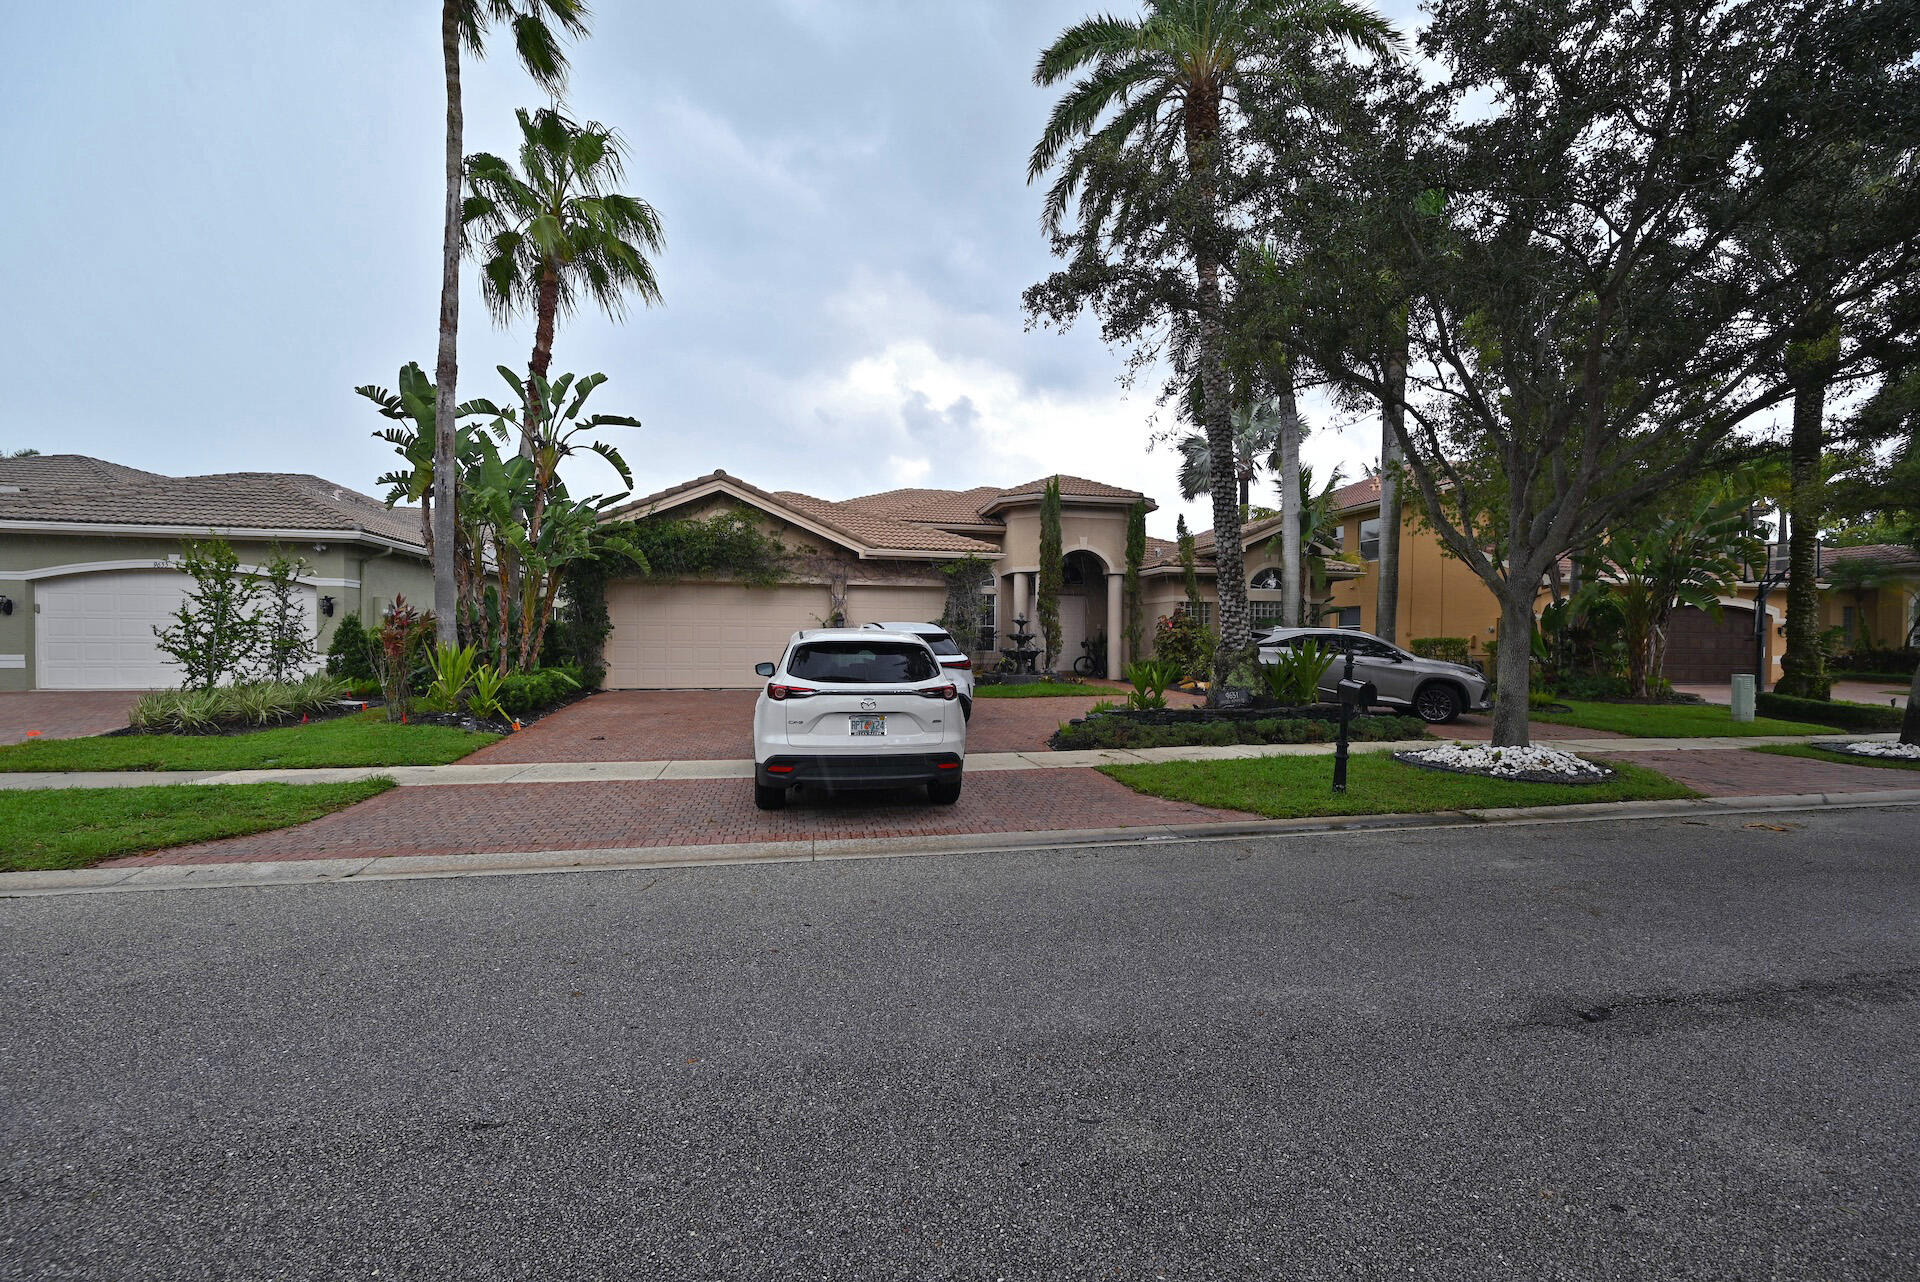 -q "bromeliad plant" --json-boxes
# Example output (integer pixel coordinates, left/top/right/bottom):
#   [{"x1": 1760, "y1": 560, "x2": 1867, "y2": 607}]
[
  {"x1": 1258, "y1": 641, "x2": 1336, "y2": 705},
  {"x1": 1124, "y1": 656, "x2": 1185, "y2": 710}
]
